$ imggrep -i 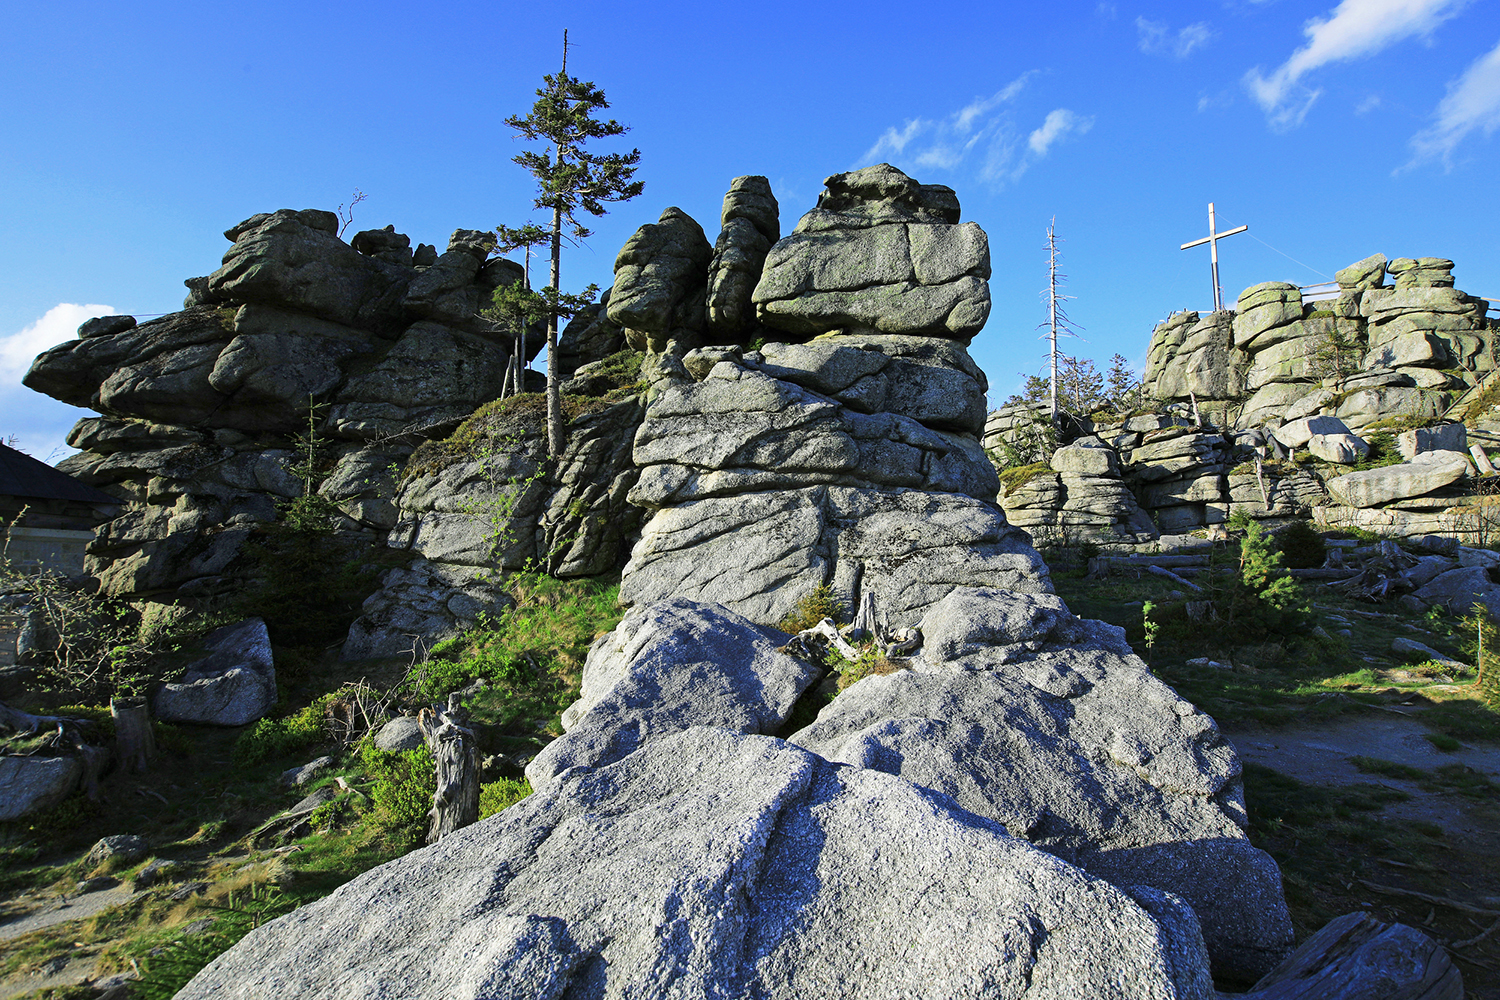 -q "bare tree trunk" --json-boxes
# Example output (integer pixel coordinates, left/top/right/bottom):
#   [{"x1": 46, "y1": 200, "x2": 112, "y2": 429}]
[
  {"x1": 546, "y1": 202, "x2": 564, "y2": 456},
  {"x1": 419, "y1": 697, "x2": 479, "y2": 844},
  {"x1": 111, "y1": 696, "x2": 154, "y2": 773}
]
